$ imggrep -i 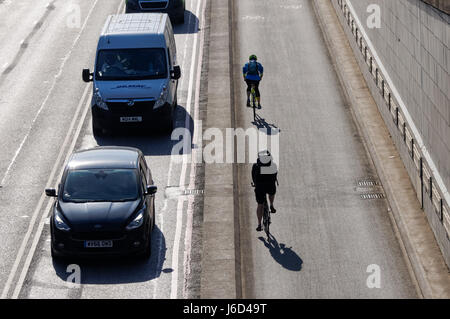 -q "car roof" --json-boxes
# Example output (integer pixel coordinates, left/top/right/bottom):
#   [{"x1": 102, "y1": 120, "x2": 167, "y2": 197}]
[{"x1": 68, "y1": 147, "x2": 142, "y2": 170}]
